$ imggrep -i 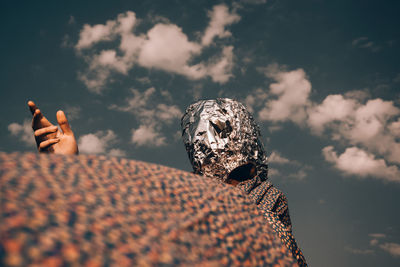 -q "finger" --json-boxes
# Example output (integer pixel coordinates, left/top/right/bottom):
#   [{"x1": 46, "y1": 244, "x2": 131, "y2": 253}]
[
  {"x1": 34, "y1": 125, "x2": 58, "y2": 137},
  {"x1": 57, "y1": 110, "x2": 73, "y2": 135},
  {"x1": 32, "y1": 108, "x2": 52, "y2": 130},
  {"x1": 27, "y1": 100, "x2": 38, "y2": 115},
  {"x1": 32, "y1": 109, "x2": 44, "y2": 129},
  {"x1": 39, "y1": 138, "x2": 60, "y2": 152}
]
